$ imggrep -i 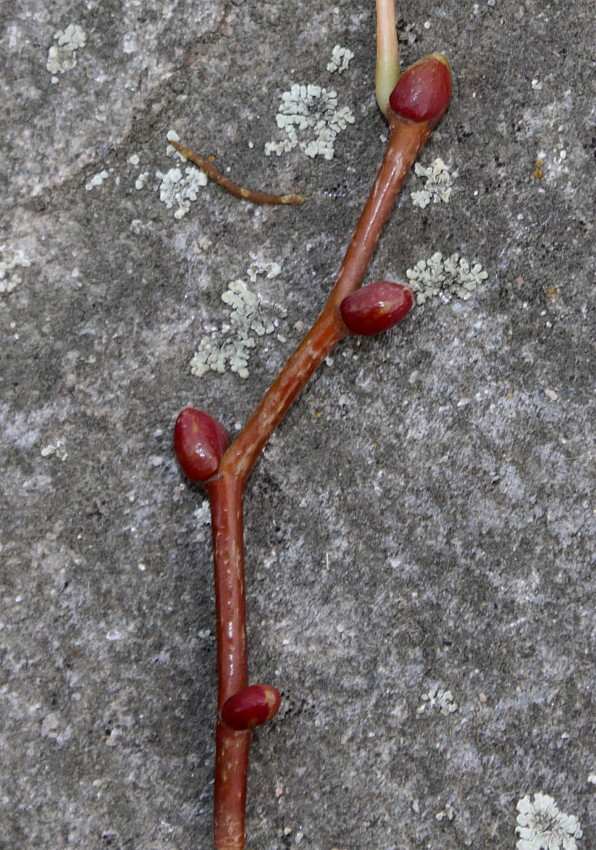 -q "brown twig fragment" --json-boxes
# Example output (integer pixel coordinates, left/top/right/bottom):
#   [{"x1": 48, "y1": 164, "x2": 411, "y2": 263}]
[
  {"x1": 169, "y1": 139, "x2": 304, "y2": 205},
  {"x1": 172, "y1": 11, "x2": 452, "y2": 848}
]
